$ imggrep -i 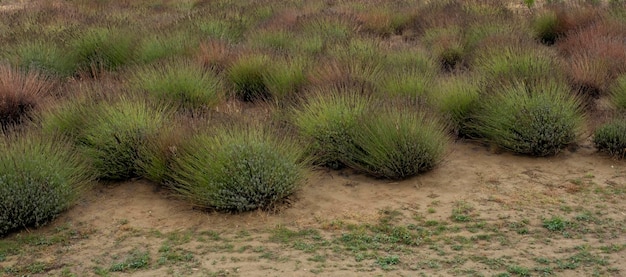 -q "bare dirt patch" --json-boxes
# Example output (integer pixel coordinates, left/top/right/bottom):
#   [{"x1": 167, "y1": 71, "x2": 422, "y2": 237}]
[{"x1": 2, "y1": 139, "x2": 625, "y2": 276}]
